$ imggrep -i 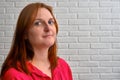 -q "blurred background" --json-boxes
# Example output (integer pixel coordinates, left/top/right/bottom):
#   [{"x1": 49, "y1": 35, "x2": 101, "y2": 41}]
[{"x1": 0, "y1": 0, "x2": 120, "y2": 80}]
